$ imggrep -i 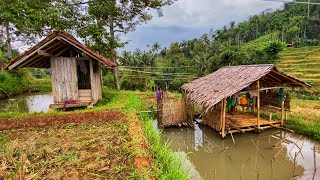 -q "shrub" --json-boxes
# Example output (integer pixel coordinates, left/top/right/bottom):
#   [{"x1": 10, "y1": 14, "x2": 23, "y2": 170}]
[{"x1": 0, "y1": 70, "x2": 31, "y2": 98}]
